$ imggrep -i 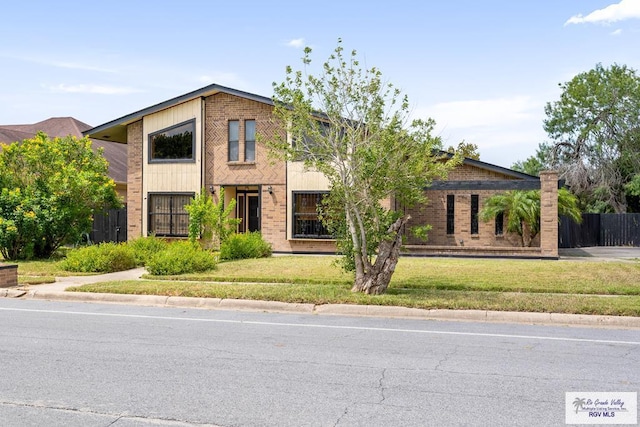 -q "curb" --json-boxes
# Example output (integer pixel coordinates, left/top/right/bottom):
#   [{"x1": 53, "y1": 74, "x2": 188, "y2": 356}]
[{"x1": 4, "y1": 290, "x2": 639, "y2": 329}]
